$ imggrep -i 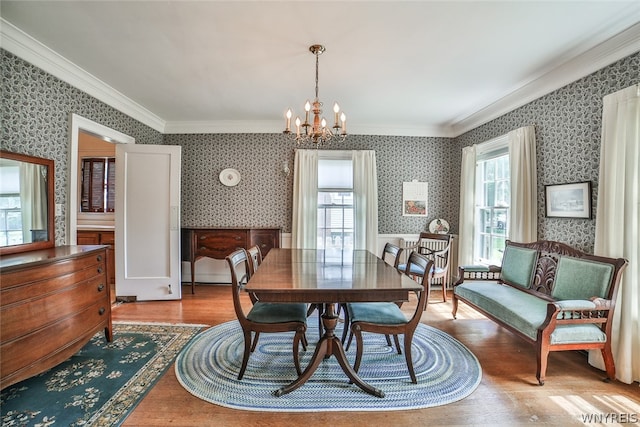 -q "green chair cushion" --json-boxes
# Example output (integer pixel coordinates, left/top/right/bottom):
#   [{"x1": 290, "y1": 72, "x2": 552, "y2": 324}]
[
  {"x1": 455, "y1": 281, "x2": 546, "y2": 340},
  {"x1": 347, "y1": 302, "x2": 408, "y2": 325},
  {"x1": 455, "y1": 283, "x2": 609, "y2": 344},
  {"x1": 500, "y1": 245, "x2": 538, "y2": 289},
  {"x1": 247, "y1": 302, "x2": 308, "y2": 324},
  {"x1": 550, "y1": 324, "x2": 606, "y2": 344},
  {"x1": 552, "y1": 256, "x2": 614, "y2": 300}
]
